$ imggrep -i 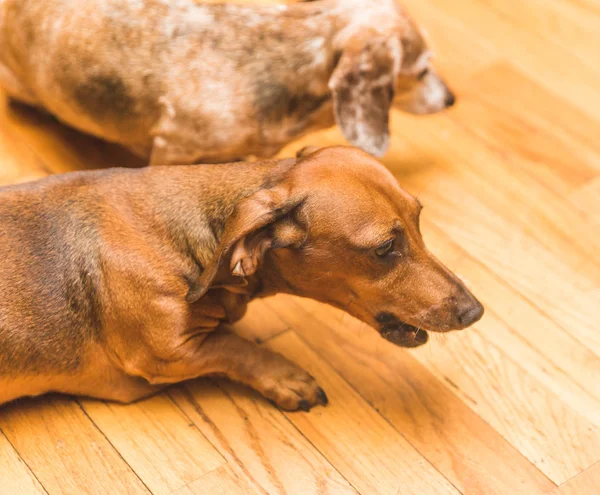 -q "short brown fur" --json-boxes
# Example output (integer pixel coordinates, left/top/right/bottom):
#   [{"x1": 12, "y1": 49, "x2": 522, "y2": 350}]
[{"x1": 0, "y1": 147, "x2": 482, "y2": 410}]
